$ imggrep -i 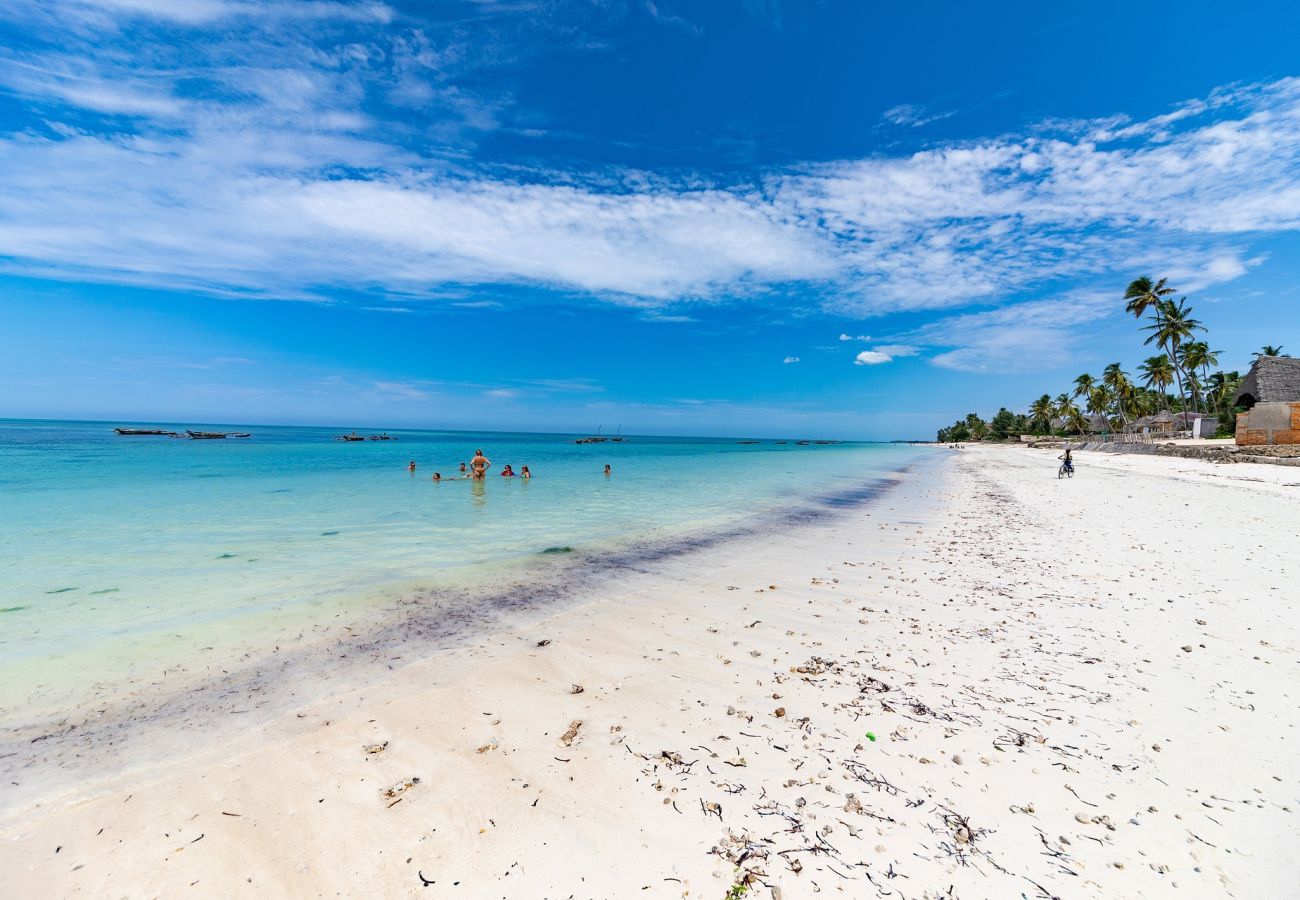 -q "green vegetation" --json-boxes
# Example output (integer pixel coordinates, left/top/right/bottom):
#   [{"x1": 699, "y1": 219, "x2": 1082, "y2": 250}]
[{"x1": 935, "y1": 276, "x2": 1265, "y2": 442}]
